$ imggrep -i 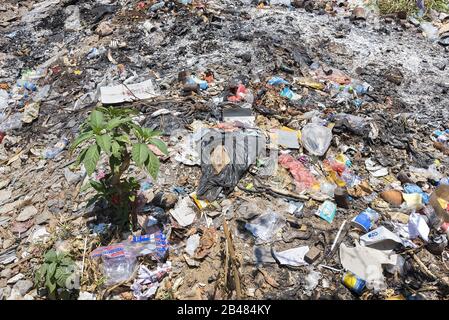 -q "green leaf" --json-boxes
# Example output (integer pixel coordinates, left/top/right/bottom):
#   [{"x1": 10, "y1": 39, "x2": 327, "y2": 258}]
[
  {"x1": 80, "y1": 181, "x2": 92, "y2": 193},
  {"x1": 114, "y1": 135, "x2": 131, "y2": 144},
  {"x1": 47, "y1": 262, "x2": 57, "y2": 279},
  {"x1": 45, "y1": 277, "x2": 56, "y2": 294},
  {"x1": 60, "y1": 257, "x2": 74, "y2": 267},
  {"x1": 95, "y1": 134, "x2": 112, "y2": 155},
  {"x1": 145, "y1": 150, "x2": 160, "y2": 180},
  {"x1": 90, "y1": 180, "x2": 104, "y2": 192},
  {"x1": 143, "y1": 128, "x2": 163, "y2": 139},
  {"x1": 35, "y1": 264, "x2": 47, "y2": 284},
  {"x1": 149, "y1": 138, "x2": 168, "y2": 155},
  {"x1": 106, "y1": 117, "x2": 132, "y2": 131},
  {"x1": 83, "y1": 144, "x2": 101, "y2": 176},
  {"x1": 132, "y1": 126, "x2": 144, "y2": 141},
  {"x1": 44, "y1": 250, "x2": 58, "y2": 263},
  {"x1": 111, "y1": 141, "x2": 122, "y2": 158},
  {"x1": 70, "y1": 131, "x2": 94, "y2": 151},
  {"x1": 132, "y1": 143, "x2": 150, "y2": 167},
  {"x1": 89, "y1": 110, "x2": 105, "y2": 132},
  {"x1": 75, "y1": 147, "x2": 89, "y2": 167}
]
